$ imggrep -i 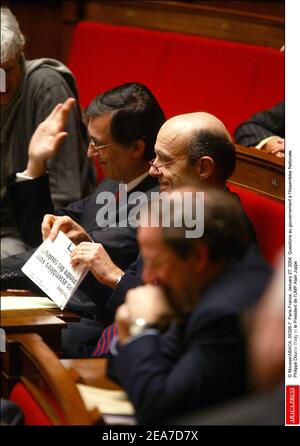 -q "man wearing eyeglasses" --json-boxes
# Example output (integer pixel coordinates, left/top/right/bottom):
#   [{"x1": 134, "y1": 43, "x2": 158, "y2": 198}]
[{"x1": 1, "y1": 82, "x2": 165, "y2": 349}]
